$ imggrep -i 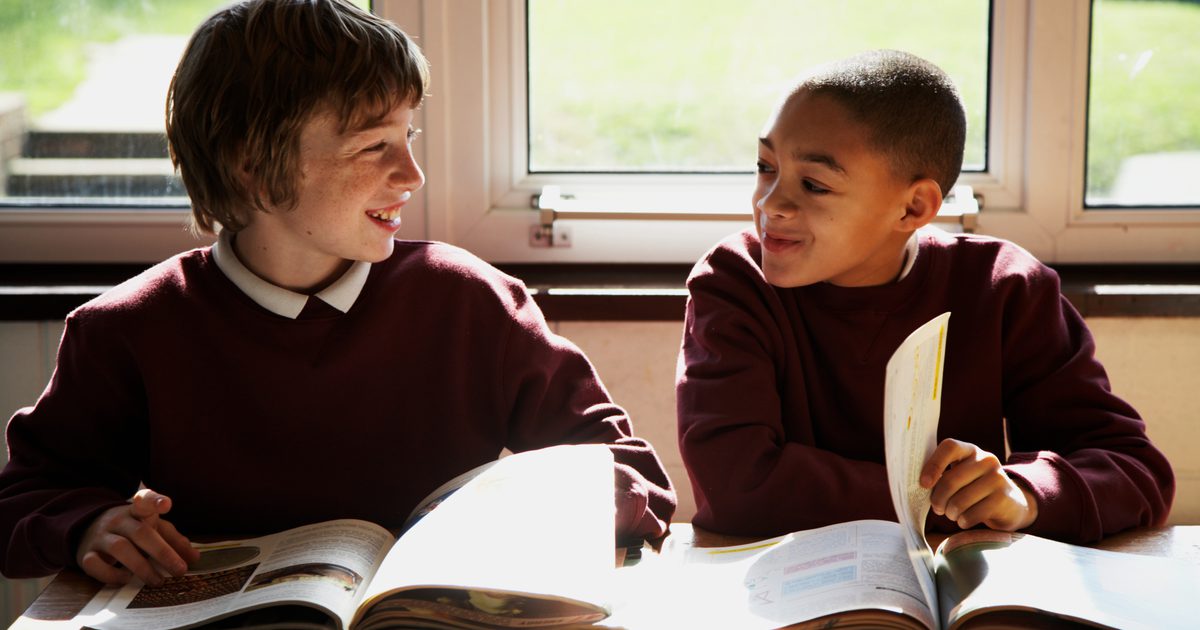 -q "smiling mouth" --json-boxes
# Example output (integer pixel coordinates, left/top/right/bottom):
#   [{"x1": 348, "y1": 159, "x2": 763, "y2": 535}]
[
  {"x1": 367, "y1": 205, "x2": 403, "y2": 222},
  {"x1": 761, "y1": 232, "x2": 805, "y2": 254},
  {"x1": 366, "y1": 193, "x2": 410, "y2": 223}
]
